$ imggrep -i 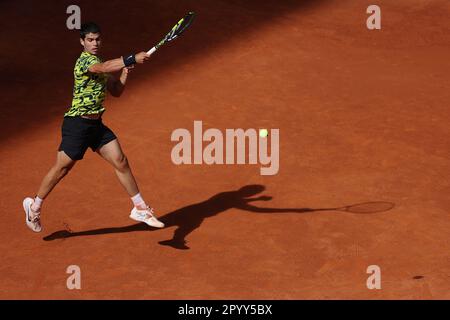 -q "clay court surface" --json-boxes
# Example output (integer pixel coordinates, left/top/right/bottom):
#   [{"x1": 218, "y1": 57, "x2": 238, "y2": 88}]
[{"x1": 0, "y1": 0, "x2": 449, "y2": 299}]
